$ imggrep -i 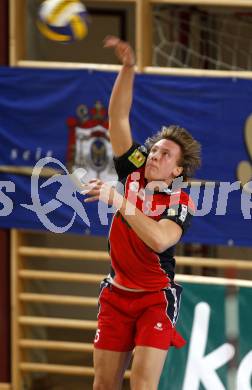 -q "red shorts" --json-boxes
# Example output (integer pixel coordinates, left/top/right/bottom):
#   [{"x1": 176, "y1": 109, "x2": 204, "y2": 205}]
[{"x1": 94, "y1": 280, "x2": 186, "y2": 352}]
